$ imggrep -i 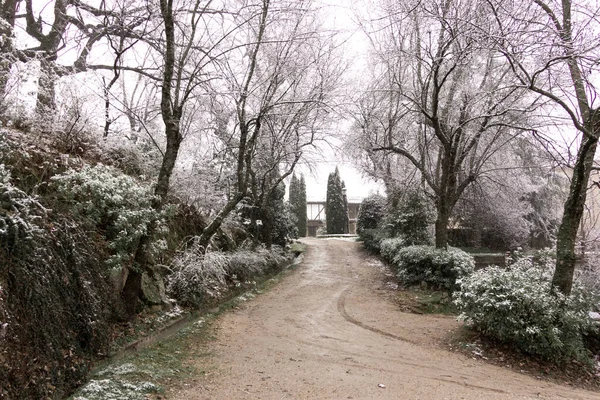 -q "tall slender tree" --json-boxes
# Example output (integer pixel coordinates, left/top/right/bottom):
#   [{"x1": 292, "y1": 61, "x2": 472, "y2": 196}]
[
  {"x1": 326, "y1": 167, "x2": 348, "y2": 234},
  {"x1": 298, "y1": 175, "x2": 307, "y2": 237},
  {"x1": 289, "y1": 173, "x2": 307, "y2": 237}
]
